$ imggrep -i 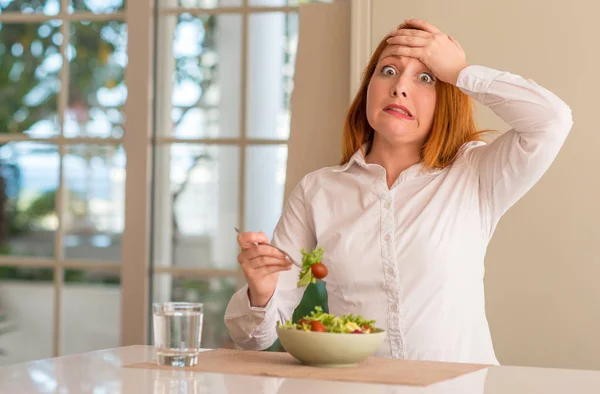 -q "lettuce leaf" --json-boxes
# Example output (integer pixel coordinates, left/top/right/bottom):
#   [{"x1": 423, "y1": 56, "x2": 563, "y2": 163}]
[{"x1": 296, "y1": 247, "x2": 324, "y2": 287}]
